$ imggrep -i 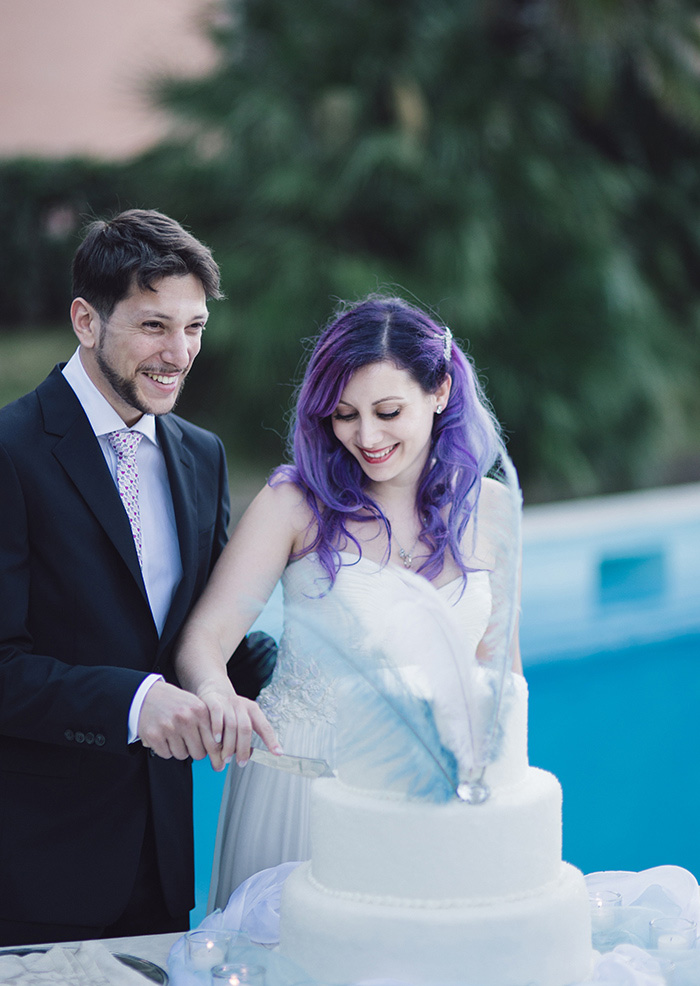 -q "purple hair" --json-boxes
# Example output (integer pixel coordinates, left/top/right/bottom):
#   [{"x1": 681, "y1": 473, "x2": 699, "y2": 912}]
[{"x1": 272, "y1": 296, "x2": 503, "y2": 586}]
